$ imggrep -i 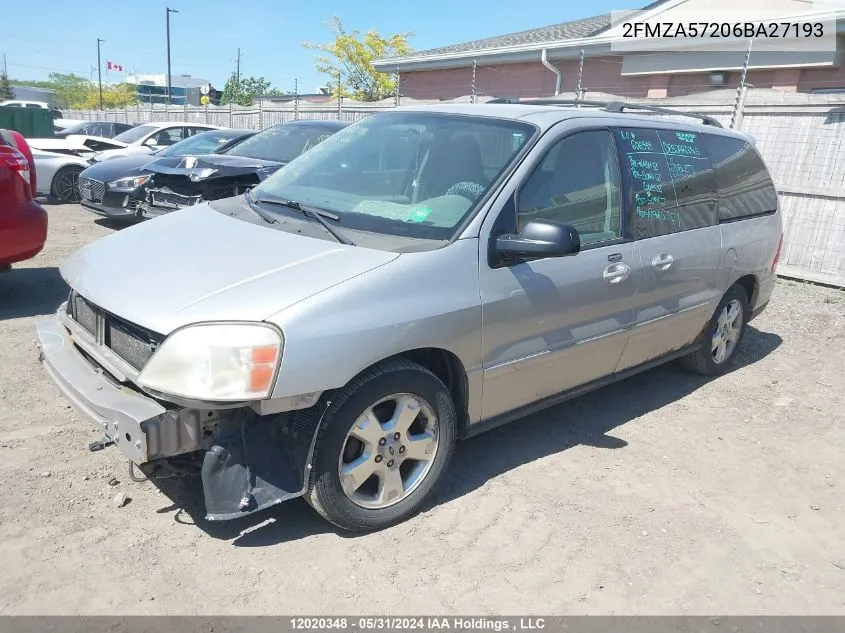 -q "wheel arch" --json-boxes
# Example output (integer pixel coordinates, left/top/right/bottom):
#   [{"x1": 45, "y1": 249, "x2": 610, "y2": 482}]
[
  {"x1": 50, "y1": 162, "x2": 85, "y2": 198},
  {"x1": 335, "y1": 347, "x2": 471, "y2": 439},
  {"x1": 732, "y1": 274, "x2": 758, "y2": 311}
]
